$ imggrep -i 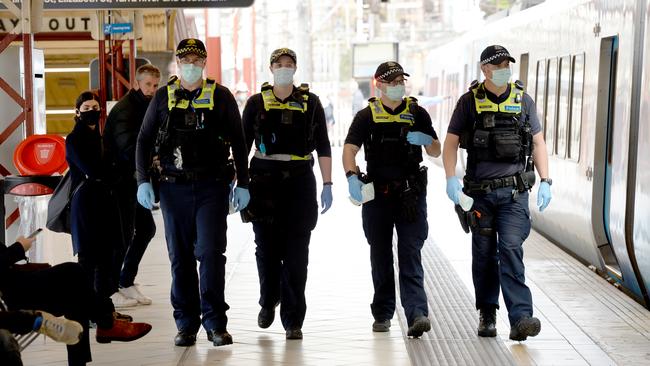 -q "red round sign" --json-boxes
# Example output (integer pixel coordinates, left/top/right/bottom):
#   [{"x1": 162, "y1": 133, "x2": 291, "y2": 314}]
[{"x1": 13, "y1": 134, "x2": 68, "y2": 176}]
